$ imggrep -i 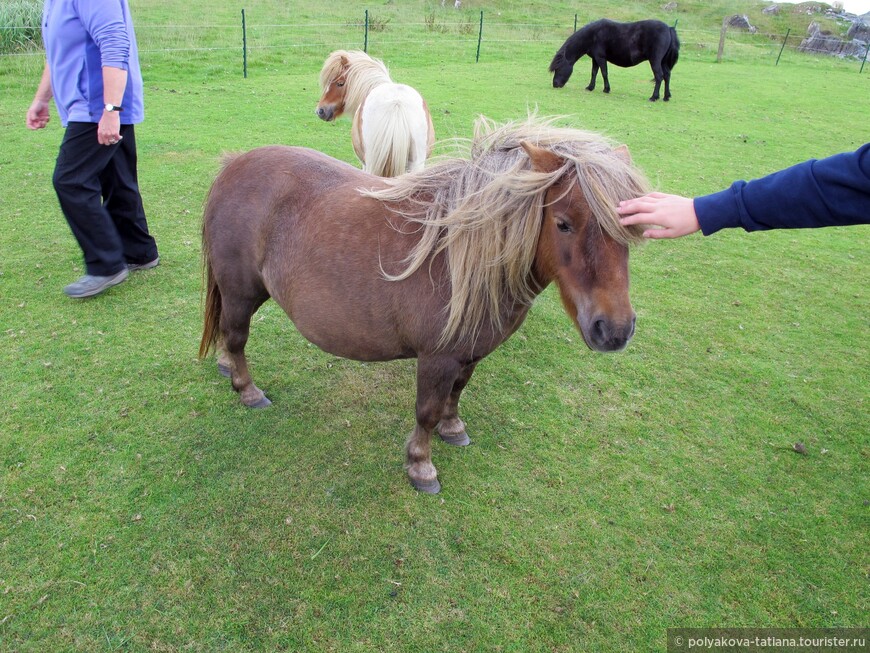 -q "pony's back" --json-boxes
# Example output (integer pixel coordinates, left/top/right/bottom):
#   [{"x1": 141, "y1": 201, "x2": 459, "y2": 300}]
[{"x1": 360, "y1": 84, "x2": 430, "y2": 177}]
